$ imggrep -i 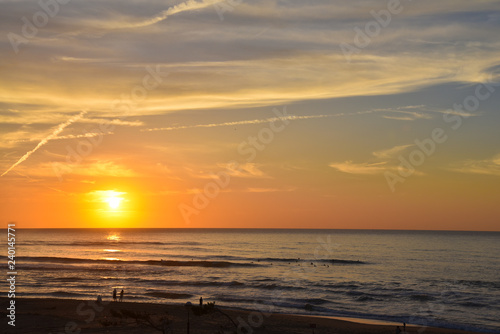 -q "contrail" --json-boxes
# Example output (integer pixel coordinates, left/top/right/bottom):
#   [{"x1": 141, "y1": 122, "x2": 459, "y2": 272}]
[
  {"x1": 142, "y1": 114, "x2": 335, "y2": 132},
  {"x1": 1, "y1": 110, "x2": 87, "y2": 177},
  {"x1": 8, "y1": 131, "x2": 113, "y2": 144},
  {"x1": 123, "y1": 0, "x2": 225, "y2": 29}
]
